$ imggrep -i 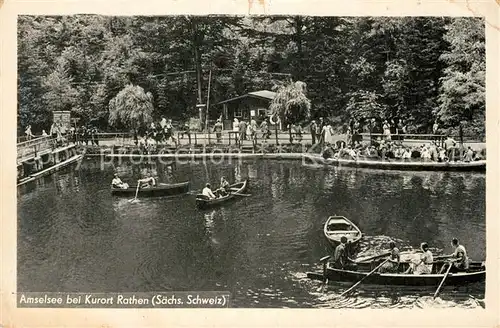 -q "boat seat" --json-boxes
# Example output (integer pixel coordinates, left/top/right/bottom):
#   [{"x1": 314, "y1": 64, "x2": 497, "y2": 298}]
[{"x1": 327, "y1": 231, "x2": 359, "y2": 234}]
